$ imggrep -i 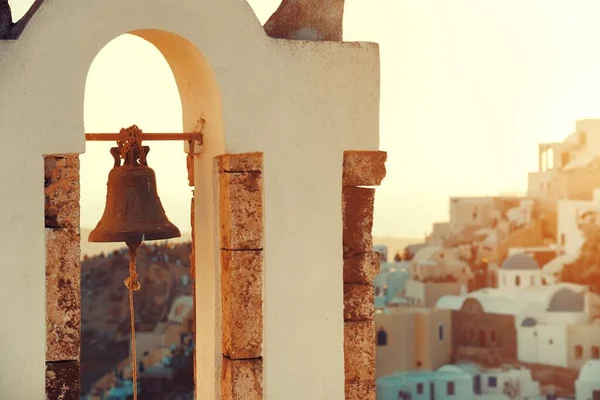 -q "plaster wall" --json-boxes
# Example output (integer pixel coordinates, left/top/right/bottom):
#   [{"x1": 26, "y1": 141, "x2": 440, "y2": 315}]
[
  {"x1": 0, "y1": 0, "x2": 380, "y2": 398},
  {"x1": 449, "y1": 197, "x2": 494, "y2": 234},
  {"x1": 557, "y1": 199, "x2": 597, "y2": 255},
  {"x1": 535, "y1": 324, "x2": 568, "y2": 368},
  {"x1": 416, "y1": 309, "x2": 452, "y2": 371},
  {"x1": 375, "y1": 310, "x2": 416, "y2": 378},
  {"x1": 517, "y1": 327, "x2": 539, "y2": 364},
  {"x1": 498, "y1": 270, "x2": 542, "y2": 289},
  {"x1": 566, "y1": 324, "x2": 600, "y2": 370}
]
